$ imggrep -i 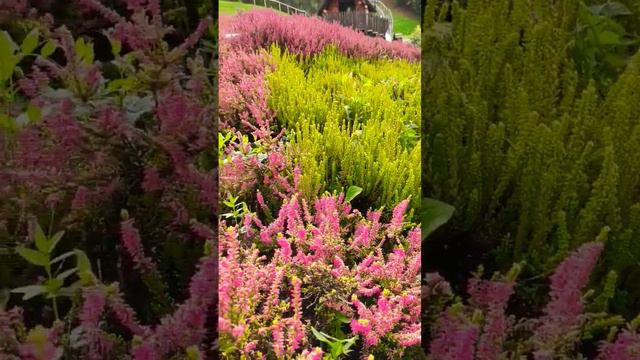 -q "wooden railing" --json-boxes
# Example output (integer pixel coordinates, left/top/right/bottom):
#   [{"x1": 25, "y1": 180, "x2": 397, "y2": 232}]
[
  {"x1": 322, "y1": 11, "x2": 390, "y2": 39},
  {"x1": 235, "y1": 0, "x2": 395, "y2": 41},
  {"x1": 244, "y1": 0, "x2": 307, "y2": 15},
  {"x1": 369, "y1": 0, "x2": 393, "y2": 39}
]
